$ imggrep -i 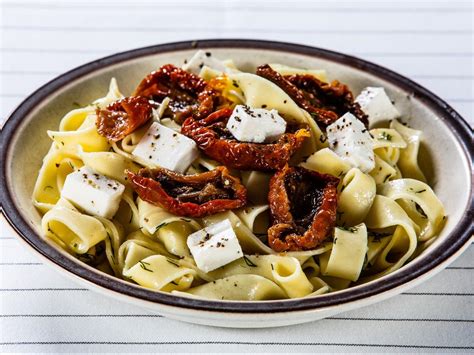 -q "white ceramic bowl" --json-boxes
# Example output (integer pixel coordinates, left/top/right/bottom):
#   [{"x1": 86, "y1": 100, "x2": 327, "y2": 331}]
[{"x1": 1, "y1": 40, "x2": 472, "y2": 328}]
